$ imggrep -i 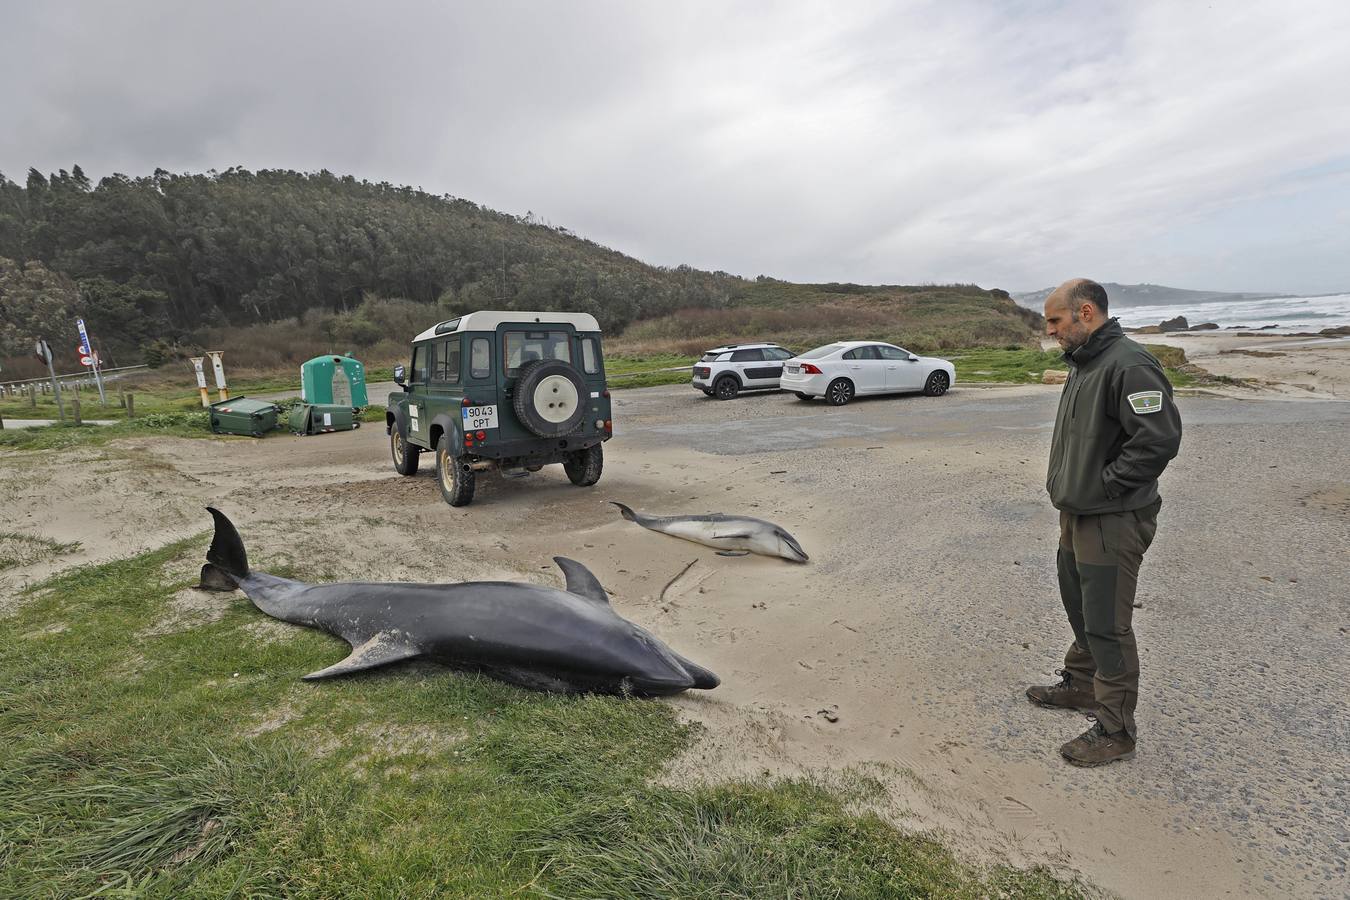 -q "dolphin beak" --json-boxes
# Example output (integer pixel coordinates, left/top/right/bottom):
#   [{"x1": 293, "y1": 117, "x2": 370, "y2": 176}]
[{"x1": 779, "y1": 532, "x2": 809, "y2": 563}]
